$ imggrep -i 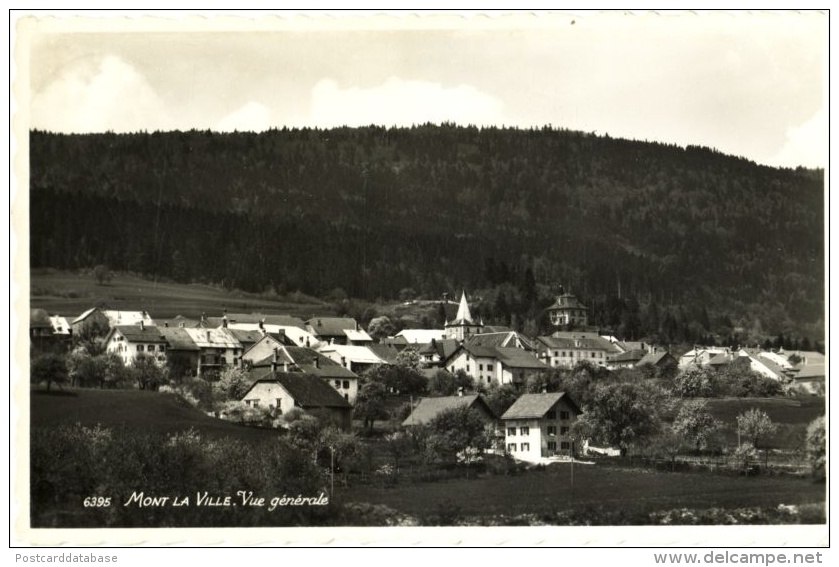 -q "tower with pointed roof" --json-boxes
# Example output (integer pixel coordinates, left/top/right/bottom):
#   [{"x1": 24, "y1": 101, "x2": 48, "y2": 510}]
[{"x1": 445, "y1": 291, "x2": 483, "y2": 340}]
